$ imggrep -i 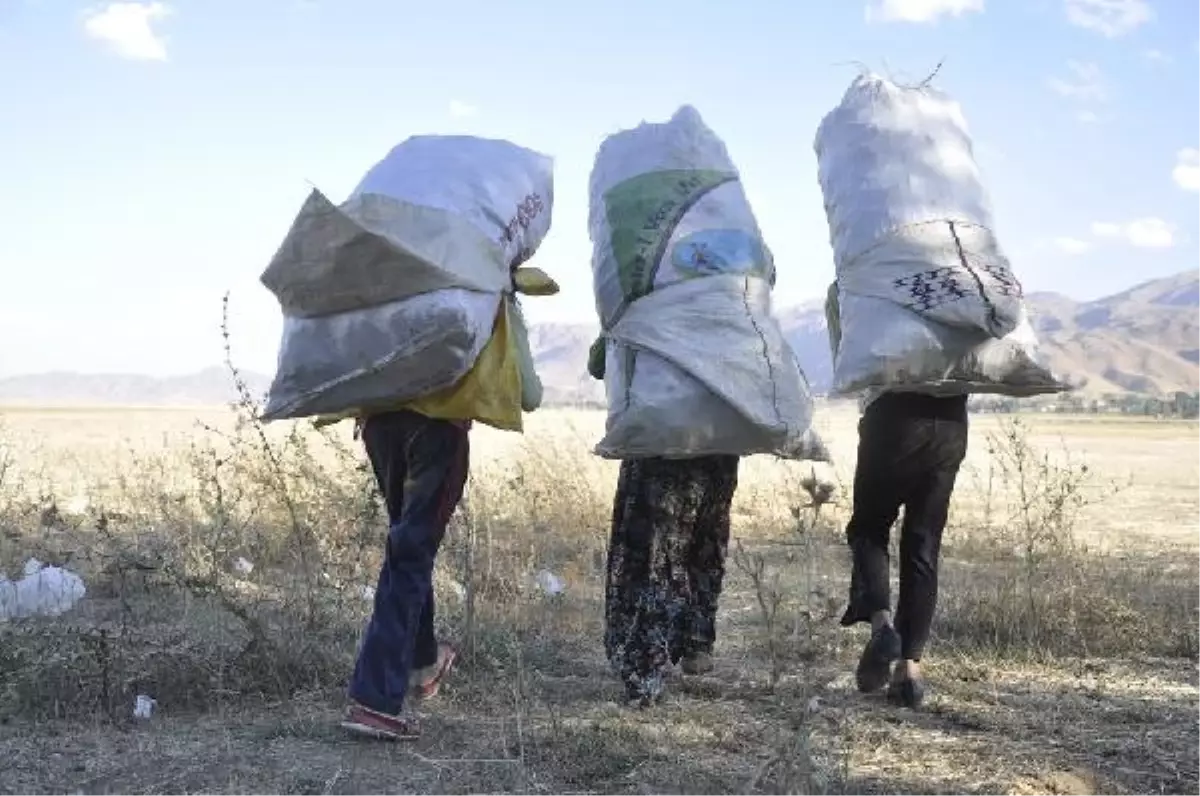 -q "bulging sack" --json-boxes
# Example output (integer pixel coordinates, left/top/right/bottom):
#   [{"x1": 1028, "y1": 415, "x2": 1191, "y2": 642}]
[
  {"x1": 263, "y1": 289, "x2": 501, "y2": 421},
  {"x1": 589, "y1": 106, "x2": 826, "y2": 461},
  {"x1": 814, "y1": 74, "x2": 1068, "y2": 397},
  {"x1": 263, "y1": 137, "x2": 554, "y2": 319},
  {"x1": 260, "y1": 136, "x2": 554, "y2": 421}
]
